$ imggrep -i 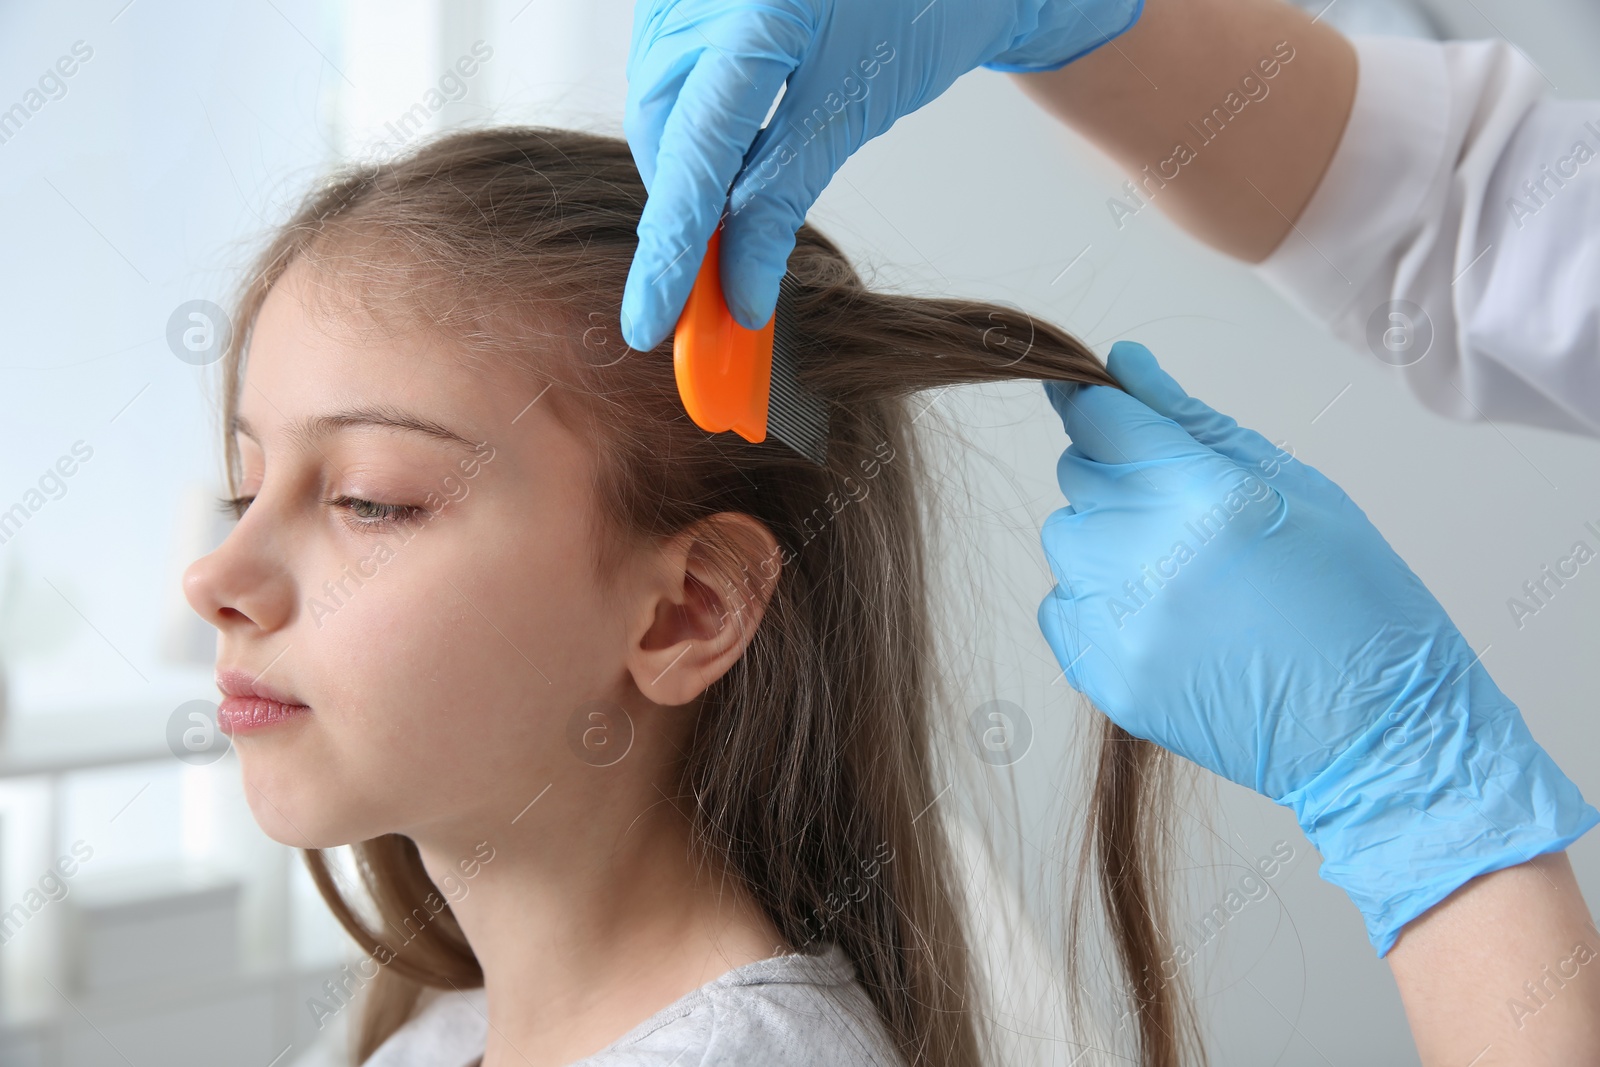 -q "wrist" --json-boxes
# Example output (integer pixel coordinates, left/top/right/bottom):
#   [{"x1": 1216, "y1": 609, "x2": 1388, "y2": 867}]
[{"x1": 1282, "y1": 683, "x2": 1599, "y2": 956}]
